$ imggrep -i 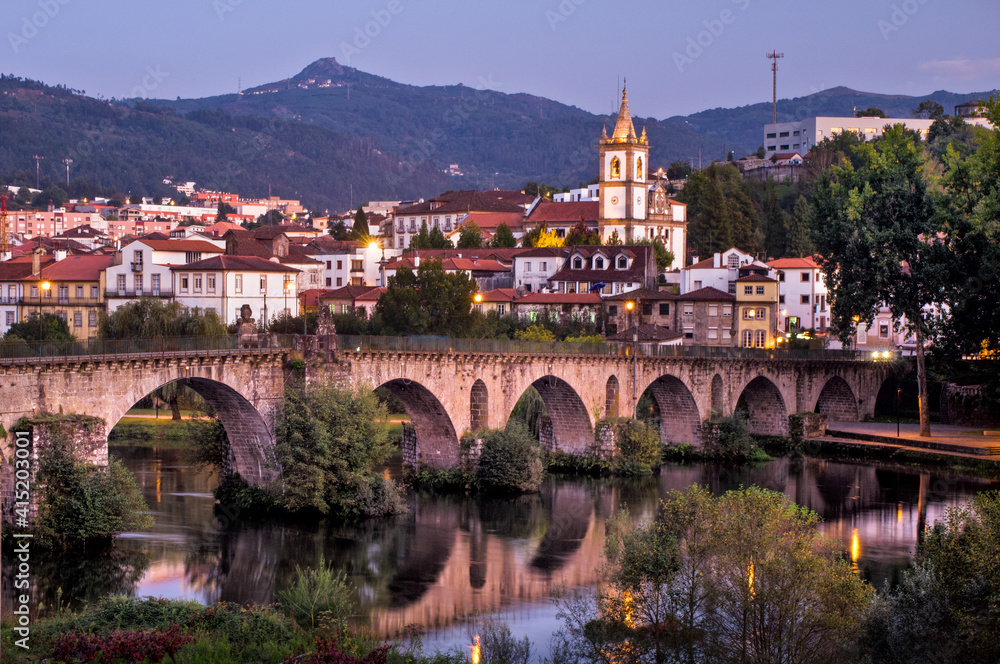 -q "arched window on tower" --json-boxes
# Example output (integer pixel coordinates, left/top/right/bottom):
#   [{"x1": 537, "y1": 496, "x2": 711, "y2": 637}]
[
  {"x1": 611, "y1": 157, "x2": 621, "y2": 179},
  {"x1": 636, "y1": 157, "x2": 643, "y2": 180}
]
